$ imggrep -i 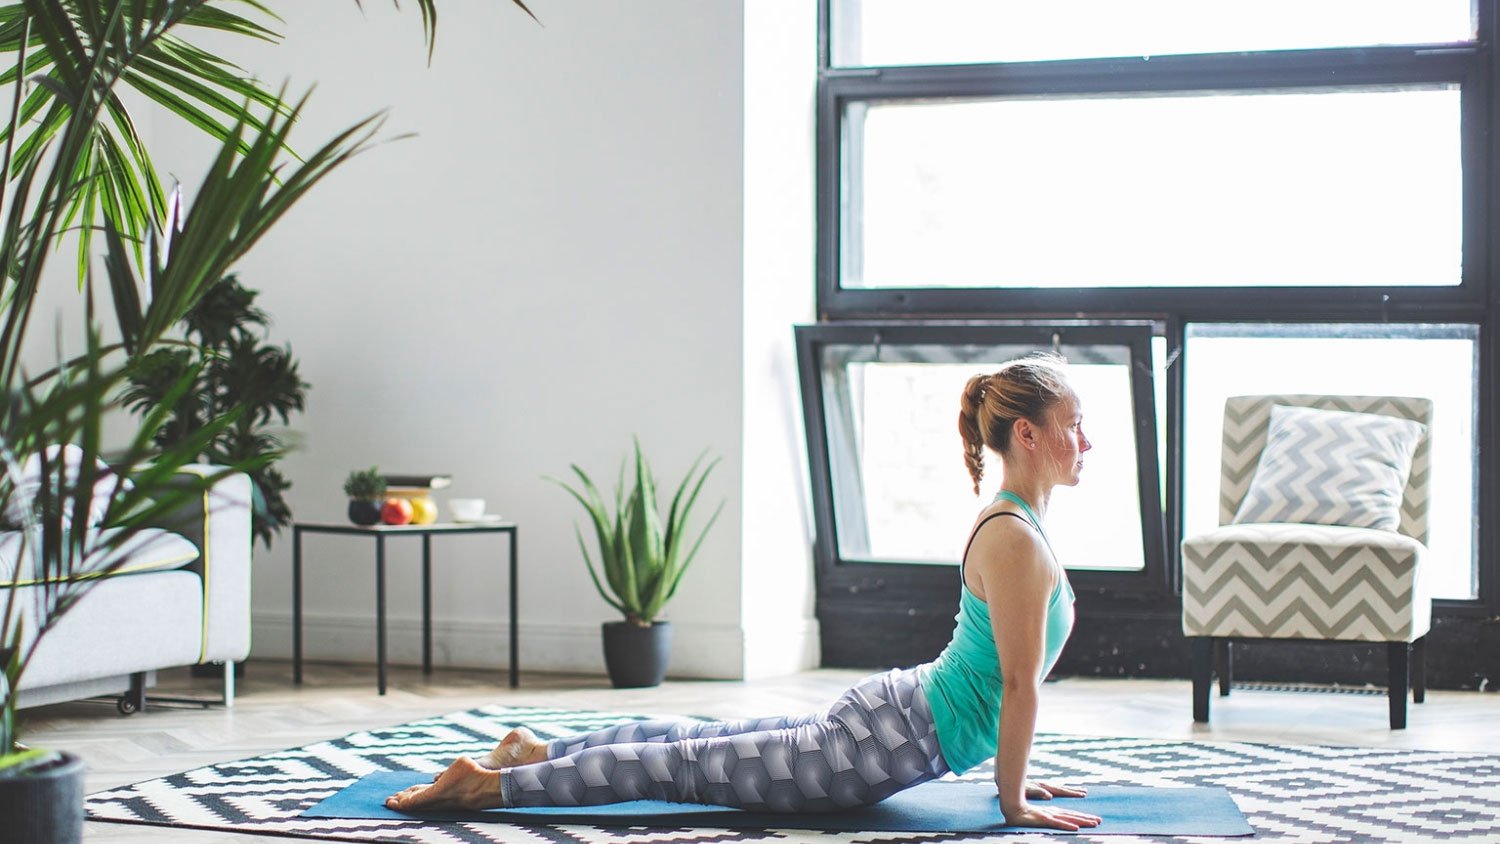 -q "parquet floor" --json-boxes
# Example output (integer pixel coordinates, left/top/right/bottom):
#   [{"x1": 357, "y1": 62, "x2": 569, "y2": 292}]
[{"x1": 17, "y1": 661, "x2": 1500, "y2": 842}]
